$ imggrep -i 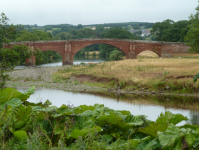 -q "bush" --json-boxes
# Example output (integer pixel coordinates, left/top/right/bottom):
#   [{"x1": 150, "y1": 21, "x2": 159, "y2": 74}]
[{"x1": 109, "y1": 49, "x2": 124, "y2": 61}]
